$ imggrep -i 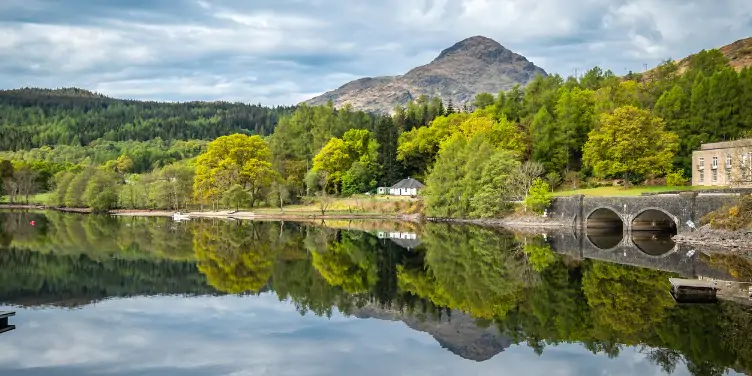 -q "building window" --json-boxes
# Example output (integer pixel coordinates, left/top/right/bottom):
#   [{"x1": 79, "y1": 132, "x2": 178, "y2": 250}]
[
  {"x1": 713, "y1": 169, "x2": 718, "y2": 182},
  {"x1": 727, "y1": 171, "x2": 732, "y2": 183},
  {"x1": 699, "y1": 171, "x2": 705, "y2": 182},
  {"x1": 712, "y1": 157, "x2": 718, "y2": 169},
  {"x1": 726, "y1": 155, "x2": 733, "y2": 168}
]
